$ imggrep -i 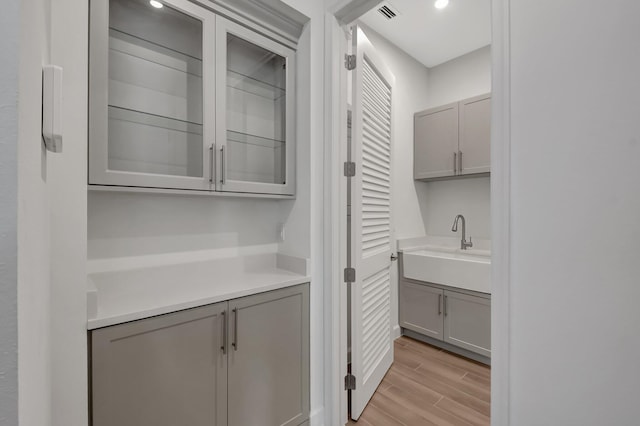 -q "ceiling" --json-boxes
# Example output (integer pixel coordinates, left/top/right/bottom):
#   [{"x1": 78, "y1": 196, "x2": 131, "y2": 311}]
[{"x1": 360, "y1": 0, "x2": 491, "y2": 68}]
